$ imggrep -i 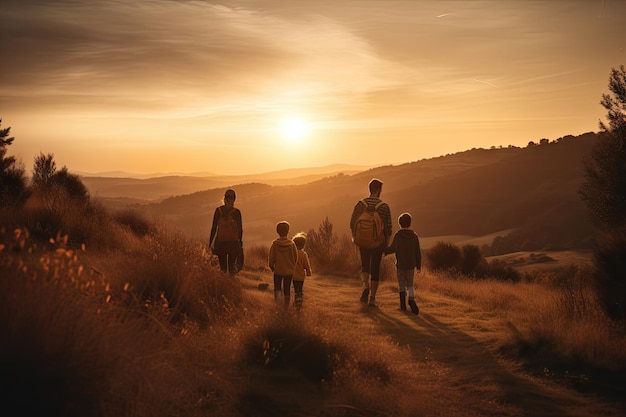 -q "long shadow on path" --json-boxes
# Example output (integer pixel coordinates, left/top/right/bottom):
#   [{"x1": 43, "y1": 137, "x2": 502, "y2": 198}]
[{"x1": 364, "y1": 308, "x2": 598, "y2": 417}]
